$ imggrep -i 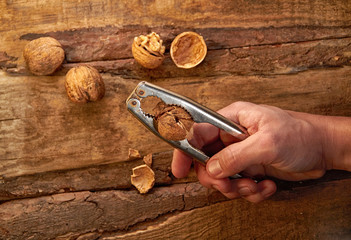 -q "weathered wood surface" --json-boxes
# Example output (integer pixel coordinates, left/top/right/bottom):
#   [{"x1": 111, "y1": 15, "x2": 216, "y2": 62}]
[
  {"x1": 1, "y1": 67, "x2": 351, "y2": 178},
  {"x1": 0, "y1": 178, "x2": 350, "y2": 240},
  {"x1": 1, "y1": 0, "x2": 351, "y2": 239},
  {"x1": 103, "y1": 179, "x2": 351, "y2": 240},
  {"x1": 1, "y1": 0, "x2": 351, "y2": 76}
]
